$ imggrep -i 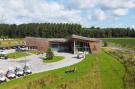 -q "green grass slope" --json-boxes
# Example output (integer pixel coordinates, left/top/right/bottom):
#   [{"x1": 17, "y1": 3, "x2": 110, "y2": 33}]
[{"x1": 0, "y1": 51, "x2": 125, "y2": 89}]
